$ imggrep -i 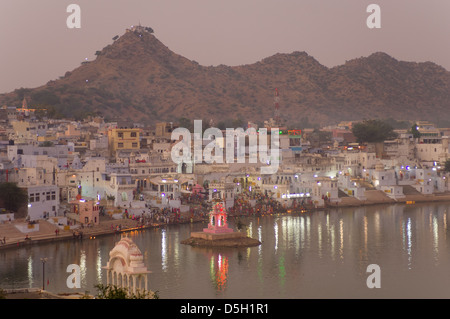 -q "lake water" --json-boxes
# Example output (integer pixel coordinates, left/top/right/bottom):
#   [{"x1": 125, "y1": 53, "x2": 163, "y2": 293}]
[{"x1": 1, "y1": 202, "x2": 450, "y2": 298}]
